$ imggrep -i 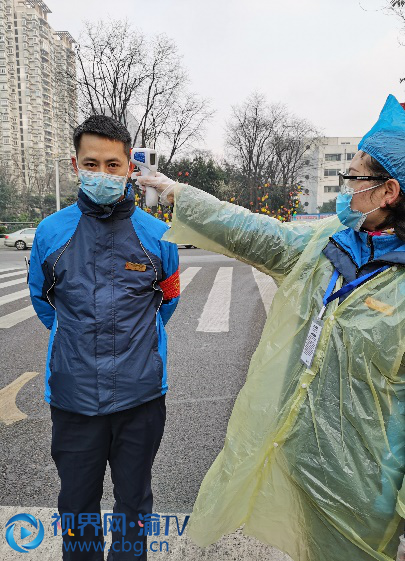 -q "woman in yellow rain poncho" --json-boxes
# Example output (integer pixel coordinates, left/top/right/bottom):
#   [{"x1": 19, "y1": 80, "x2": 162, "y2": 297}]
[{"x1": 138, "y1": 95, "x2": 405, "y2": 561}]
